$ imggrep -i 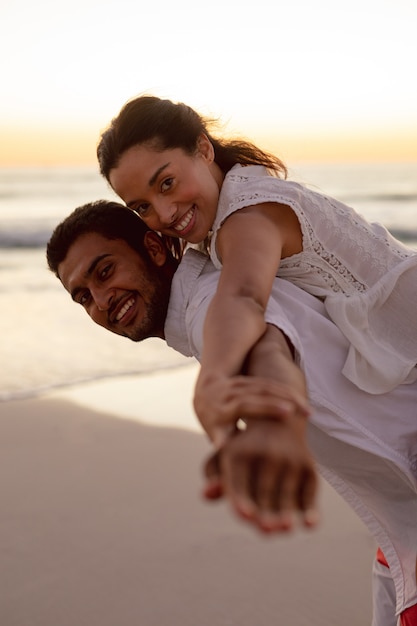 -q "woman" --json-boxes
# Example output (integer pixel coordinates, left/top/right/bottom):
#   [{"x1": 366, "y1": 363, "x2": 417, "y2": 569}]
[{"x1": 97, "y1": 94, "x2": 417, "y2": 447}]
